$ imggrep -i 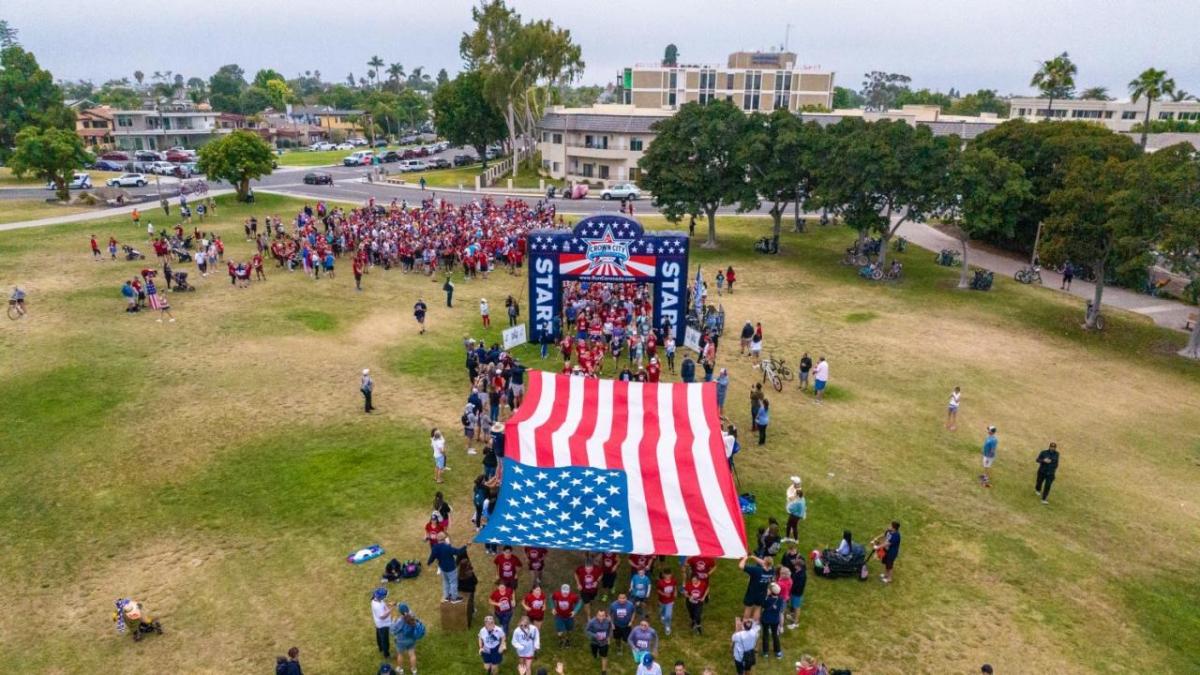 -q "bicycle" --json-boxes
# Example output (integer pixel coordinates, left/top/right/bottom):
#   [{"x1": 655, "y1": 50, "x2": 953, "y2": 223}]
[
  {"x1": 763, "y1": 355, "x2": 793, "y2": 382},
  {"x1": 1014, "y1": 265, "x2": 1043, "y2": 285},
  {"x1": 757, "y1": 358, "x2": 784, "y2": 392},
  {"x1": 841, "y1": 249, "x2": 868, "y2": 266},
  {"x1": 1085, "y1": 300, "x2": 1106, "y2": 330},
  {"x1": 7, "y1": 299, "x2": 27, "y2": 320}
]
